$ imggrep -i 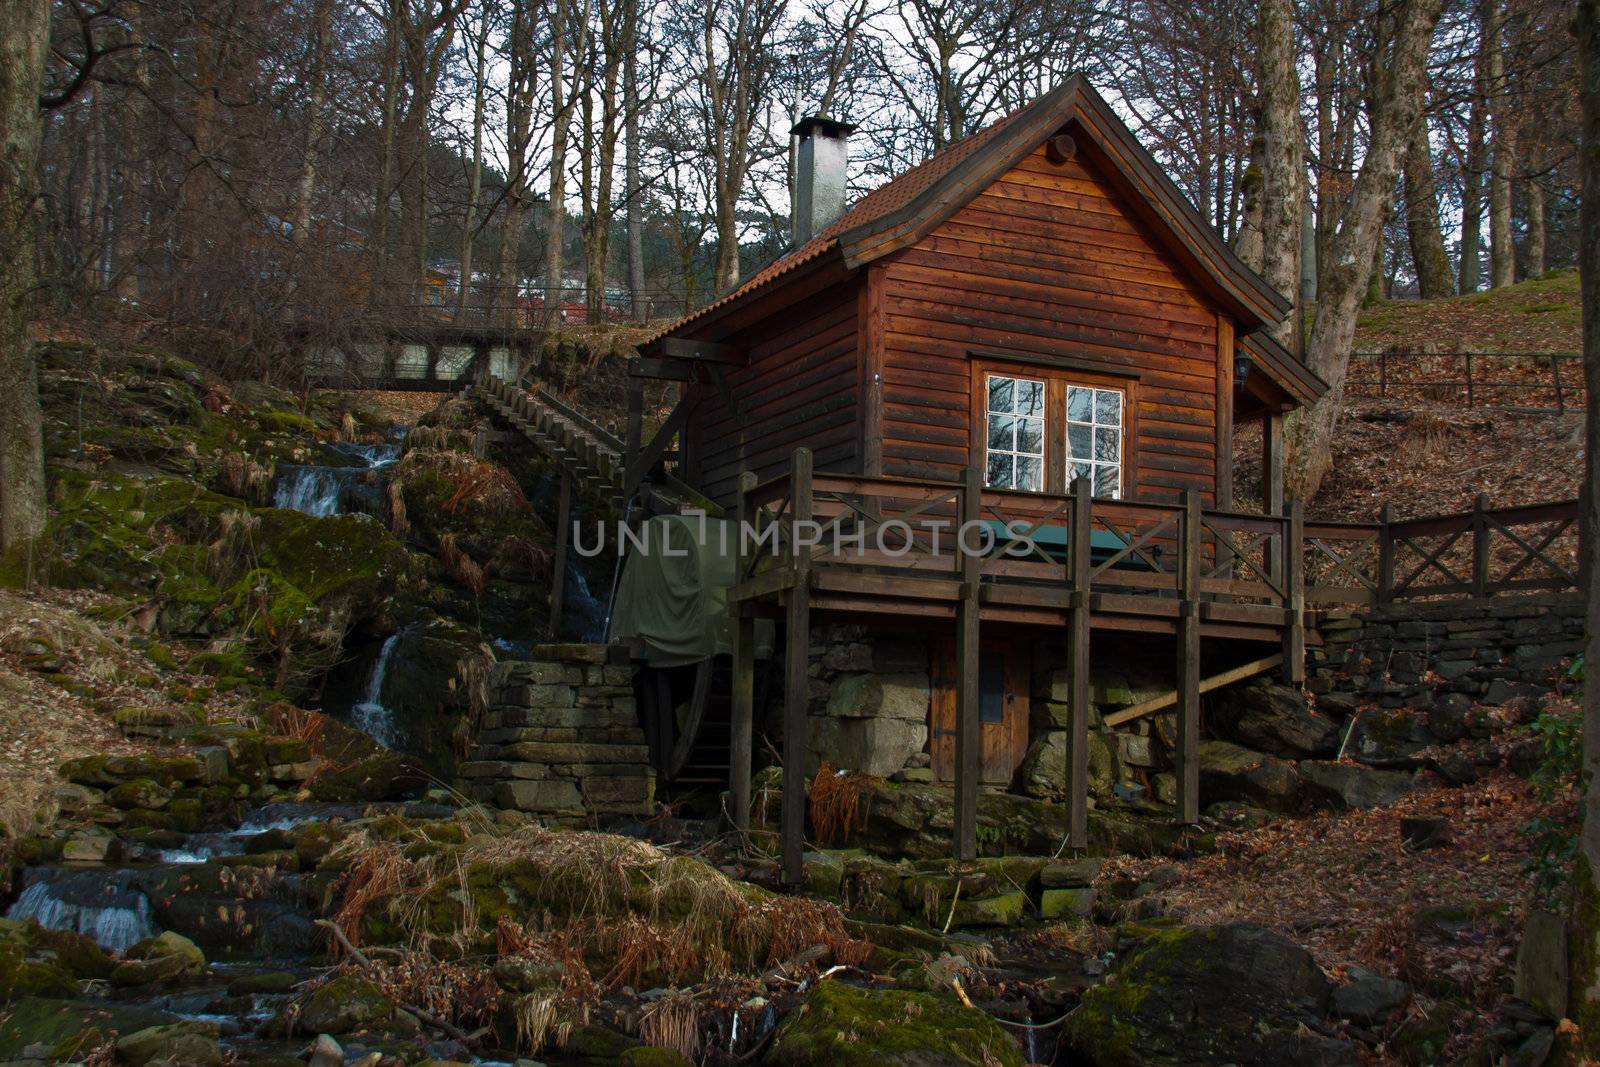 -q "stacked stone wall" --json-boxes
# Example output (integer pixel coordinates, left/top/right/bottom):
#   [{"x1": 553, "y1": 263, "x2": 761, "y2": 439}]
[
  {"x1": 459, "y1": 644, "x2": 653, "y2": 816},
  {"x1": 1310, "y1": 593, "x2": 1582, "y2": 711}
]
